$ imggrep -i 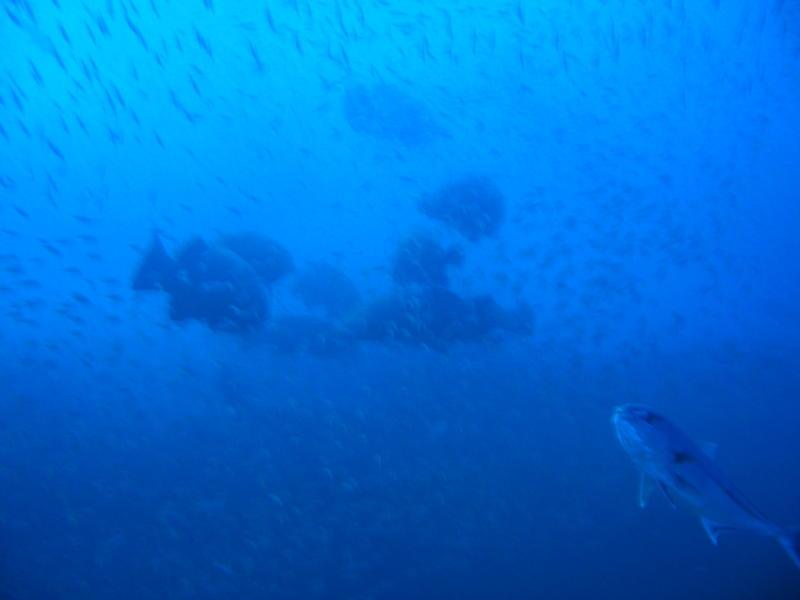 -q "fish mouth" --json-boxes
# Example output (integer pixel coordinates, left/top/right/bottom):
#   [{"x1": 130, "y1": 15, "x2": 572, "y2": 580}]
[
  {"x1": 611, "y1": 404, "x2": 645, "y2": 449},
  {"x1": 611, "y1": 404, "x2": 633, "y2": 426},
  {"x1": 612, "y1": 415, "x2": 641, "y2": 457},
  {"x1": 611, "y1": 406, "x2": 627, "y2": 441},
  {"x1": 612, "y1": 403, "x2": 652, "y2": 424}
]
